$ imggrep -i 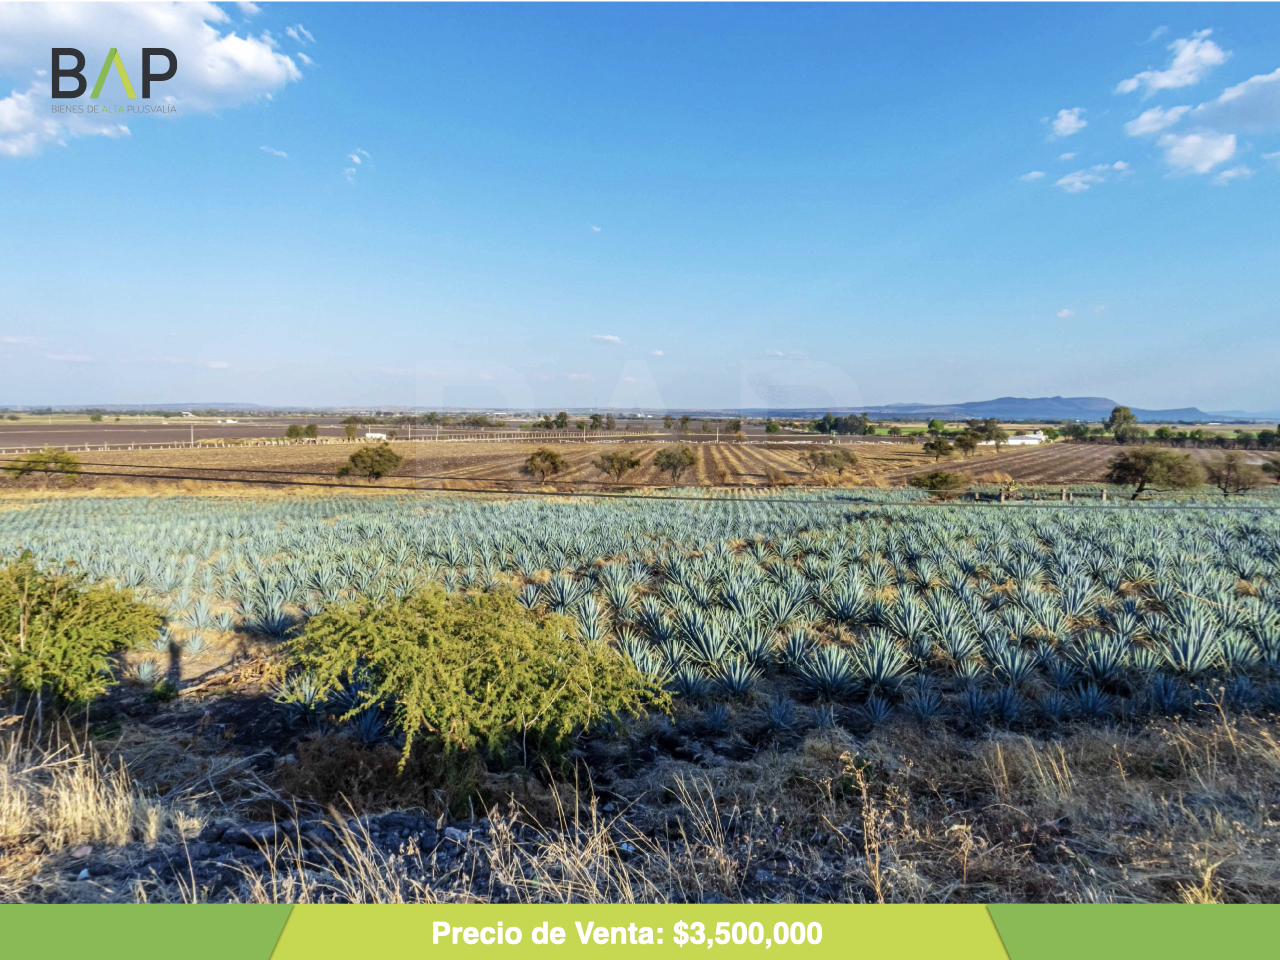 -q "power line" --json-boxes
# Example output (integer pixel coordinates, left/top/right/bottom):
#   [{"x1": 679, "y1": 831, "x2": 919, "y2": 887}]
[{"x1": 4, "y1": 463, "x2": 1280, "y2": 510}]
